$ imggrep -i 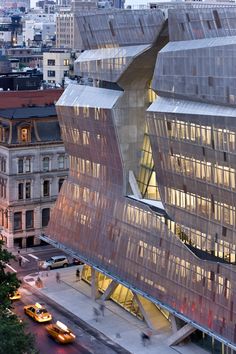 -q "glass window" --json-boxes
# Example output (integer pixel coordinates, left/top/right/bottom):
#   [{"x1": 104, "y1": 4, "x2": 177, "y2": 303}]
[
  {"x1": 14, "y1": 212, "x2": 22, "y2": 231},
  {"x1": 58, "y1": 155, "x2": 64, "y2": 169},
  {"x1": 47, "y1": 59, "x2": 55, "y2": 66},
  {"x1": 48, "y1": 70, "x2": 55, "y2": 77},
  {"x1": 58, "y1": 178, "x2": 64, "y2": 192},
  {"x1": 20, "y1": 127, "x2": 31, "y2": 143},
  {"x1": 25, "y1": 182, "x2": 31, "y2": 199},
  {"x1": 18, "y1": 183, "x2": 23, "y2": 200},
  {"x1": 1, "y1": 158, "x2": 6, "y2": 173},
  {"x1": 42, "y1": 208, "x2": 50, "y2": 227},
  {"x1": 63, "y1": 59, "x2": 69, "y2": 66},
  {"x1": 18, "y1": 158, "x2": 23, "y2": 173},
  {"x1": 43, "y1": 180, "x2": 50, "y2": 197},
  {"x1": 26, "y1": 210, "x2": 34, "y2": 229},
  {"x1": 43, "y1": 157, "x2": 50, "y2": 172},
  {"x1": 25, "y1": 158, "x2": 31, "y2": 173},
  {"x1": 0, "y1": 126, "x2": 5, "y2": 142}
]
